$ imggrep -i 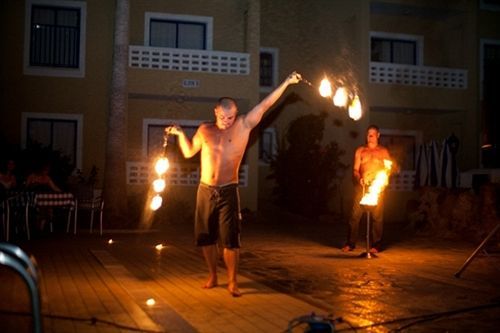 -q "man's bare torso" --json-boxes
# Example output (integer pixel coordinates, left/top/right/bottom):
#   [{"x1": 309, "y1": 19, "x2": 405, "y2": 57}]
[
  {"x1": 358, "y1": 145, "x2": 390, "y2": 184},
  {"x1": 198, "y1": 117, "x2": 251, "y2": 186}
]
